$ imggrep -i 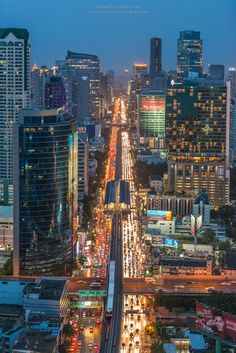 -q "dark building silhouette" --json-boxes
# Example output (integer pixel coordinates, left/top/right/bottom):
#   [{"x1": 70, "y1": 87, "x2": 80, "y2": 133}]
[{"x1": 44, "y1": 76, "x2": 66, "y2": 109}]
